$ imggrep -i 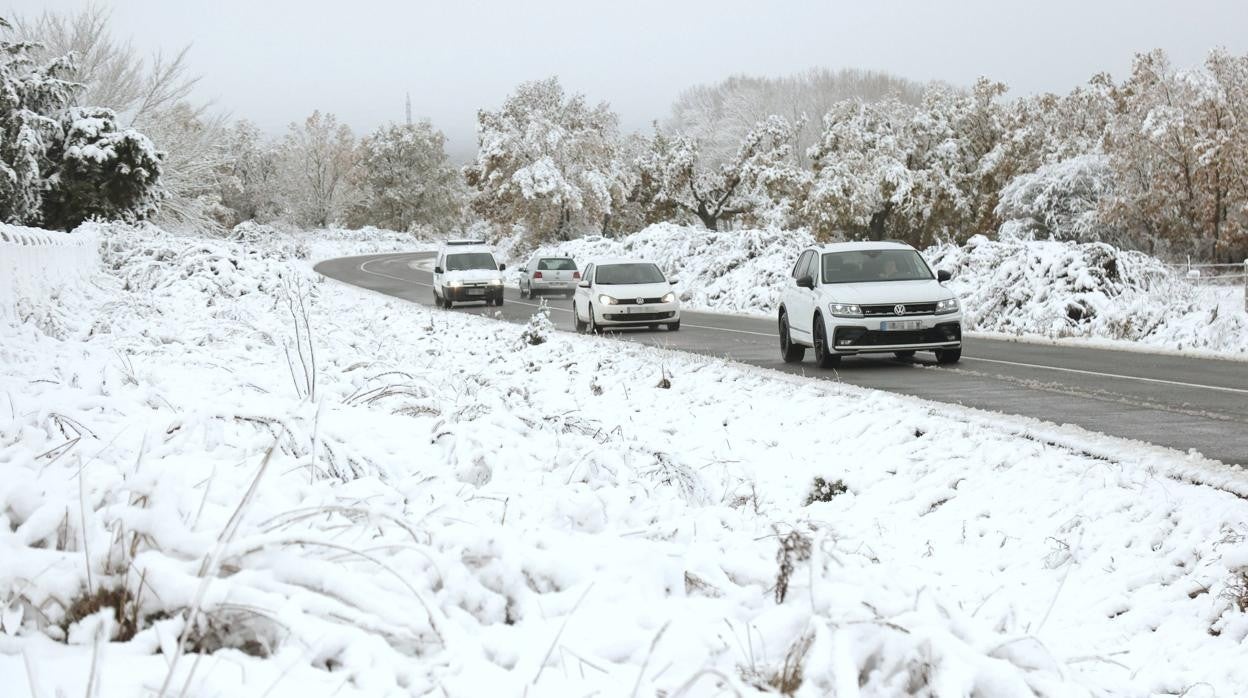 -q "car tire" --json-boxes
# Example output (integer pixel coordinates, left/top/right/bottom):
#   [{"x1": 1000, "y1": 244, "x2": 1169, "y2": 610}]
[
  {"x1": 935, "y1": 348, "x2": 961, "y2": 364},
  {"x1": 894, "y1": 350, "x2": 916, "y2": 359},
  {"x1": 667, "y1": 320, "x2": 680, "y2": 331},
  {"x1": 433, "y1": 290, "x2": 442, "y2": 308},
  {"x1": 573, "y1": 303, "x2": 587, "y2": 333},
  {"x1": 812, "y1": 314, "x2": 841, "y2": 369},
  {"x1": 519, "y1": 283, "x2": 528, "y2": 299},
  {"x1": 588, "y1": 305, "x2": 602, "y2": 334},
  {"x1": 779, "y1": 311, "x2": 806, "y2": 364},
  {"x1": 495, "y1": 296, "x2": 504, "y2": 307}
]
